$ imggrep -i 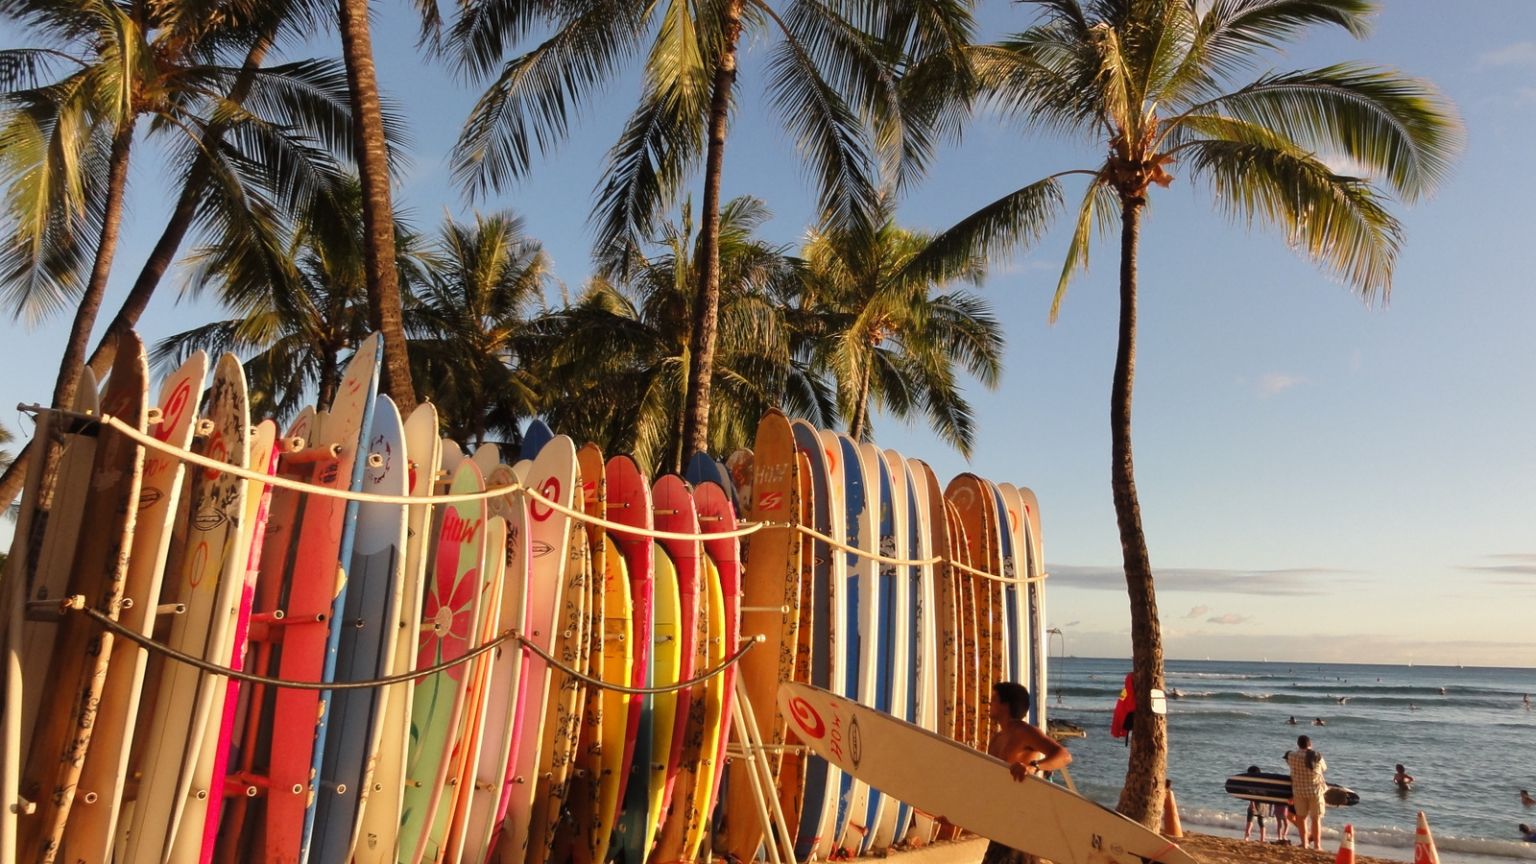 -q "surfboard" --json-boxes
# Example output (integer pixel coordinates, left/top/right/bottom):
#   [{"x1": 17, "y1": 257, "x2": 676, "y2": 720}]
[
  {"x1": 997, "y1": 483, "x2": 1037, "y2": 726},
  {"x1": 64, "y1": 351, "x2": 205, "y2": 864},
  {"x1": 556, "y1": 443, "x2": 608, "y2": 864},
  {"x1": 605, "y1": 454, "x2": 654, "y2": 864},
  {"x1": 643, "y1": 544, "x2": 682, "y2": 855},
  {"x1": 774, "y1": 450, "x2": 815, "y2": 844},
  {"x1": 121, "y1": 351, "x2": 252, "y2": 864},
  {"x1": 809, "y1": 428, "x2": 849, "y2": 860},
  {"x1": 353, "y1": 402, "x2": 440, "y2": 863},
  {"x1": 172, "y1": 420, "x2": 276, "y2": 864},
  {"x1": 578, "y1": 536, "x2": 630, "y2": 864},
  {"x1": 723, "y1": 410, "x2": 801, "y2": 862},
  {"x1": 1015, "y1": 486, "x2": 1048, "y2": 728},
  {"x1": 827, "y1": 432, "x2": 870, "y2": 857},
  {"x1": 690, "y1": 479, "x2": 740, "y2": 861},
  {"x1": 911, "y1": 460, "x2": 956, "y2": 753},
  {"x1": 855, "y1": 443, "x2": 902, "y2": 854},
  {"x1": 652, "y1": 474, "x2": 703, "y2": 862},
  {"x1": 396, "y1": 459, "x2": 487, "y2": 862},
  {"x1": 834, "y1": 436, "x2": 883, "y2": 856},
  {"x1": 945, "y1": 475, "x2": 996, "y2": 750},
  {"x1": 902, "y1": 456, "x2": 941, "y2": 847},
  {"x1": 18, "y1": 332, "x2": 148, "y2": 864},
  {"x1": 788, "y1": 422, "x2": 839, "y2": 859},
  {"x1": 782, "y1": 682, "x2": 1199, "y2": 864},
  {"x1": 455, "y1": 466, "x2": 530, "y2": 864},
  {"x1": 1225, "y1": 771, "x2": 1360, "y2": 807},
  {"x1": 944, "y1": 498, "x2": 979, "y2": 754},
  {"x1": 493, "y1": 435, "x2": 576, "y2": 863},
  {"x1": 519, "y1": 419, "x2": 554, "y2": 461},
  {"x1": 878, "y1": 450, "x2": 926, "y2": 850},
  {"x1": 213, "y1": 407, "x2": 316, "y2": 859},
  {"x1": 194, "y1": 419, "x2": 278, "y2": 864},
  {"x1": 986, "y1": 481, "x2": 1023, "y2": 689},
  {"x1": 309, "y1": 394, "x2": 409, "y2": 862},
  {"x1": 432, "y1": 513, "x2": 507, "y2": 862},
  {"x1": 522, "y1": 468, "x2": 591, "y2": 864}
]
